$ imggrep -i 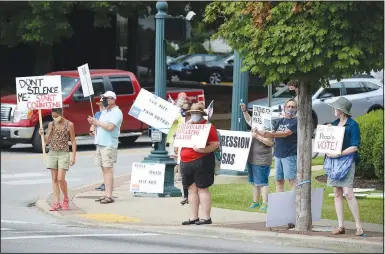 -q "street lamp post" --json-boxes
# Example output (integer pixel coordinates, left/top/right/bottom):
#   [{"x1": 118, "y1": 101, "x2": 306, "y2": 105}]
[
  {"x1": 140, "y1": 1, "x2": 182, "y2": 197},
  {"x1": 220, "y1": 51, "x2": 249, "y2": 176}
]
